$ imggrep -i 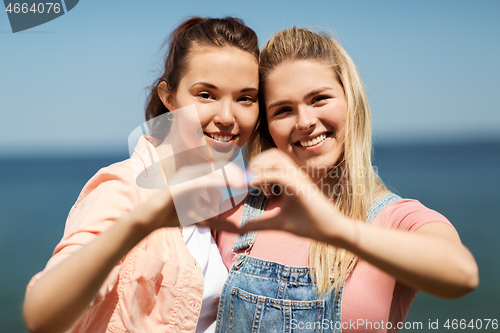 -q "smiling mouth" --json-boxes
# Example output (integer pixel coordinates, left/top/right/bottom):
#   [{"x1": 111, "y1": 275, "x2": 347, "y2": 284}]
[
  {"x1": 204, "y1": 132, "x2": 237, "y2": 142},
  {"x1": 296, "y1": 133, "x2": 330, "y2": 148}
]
